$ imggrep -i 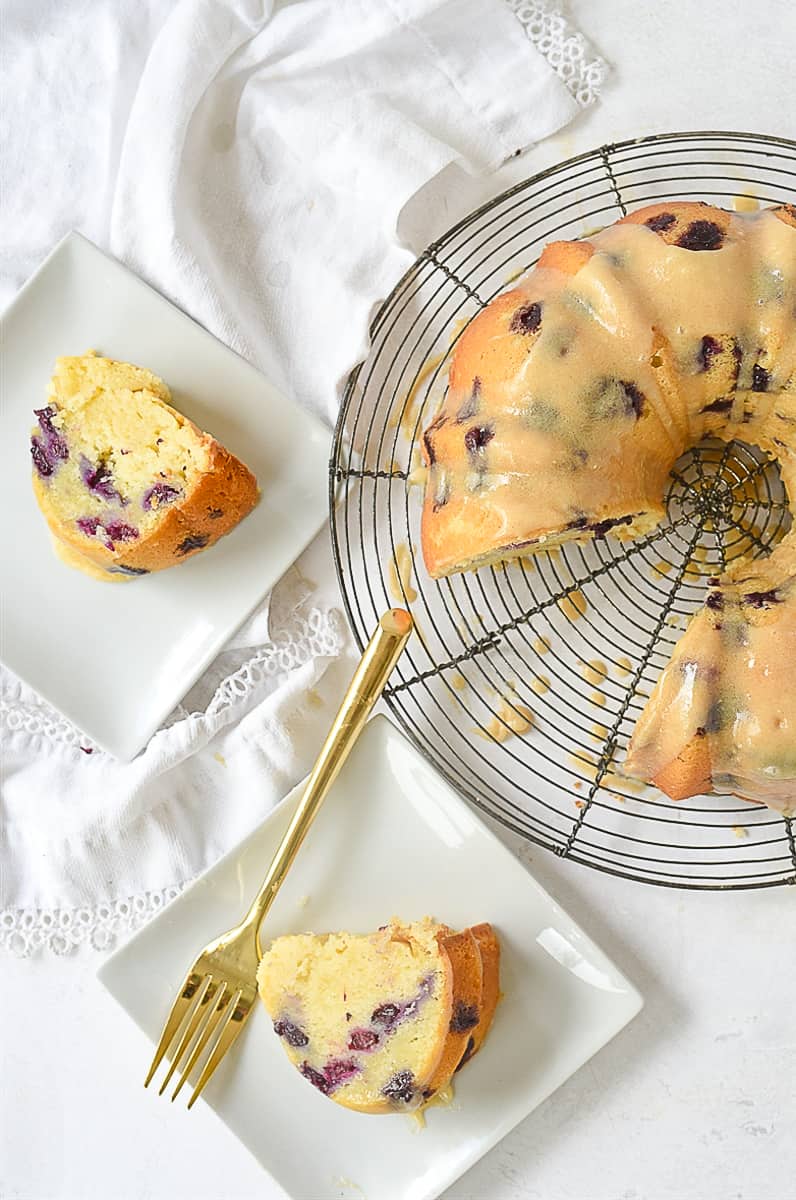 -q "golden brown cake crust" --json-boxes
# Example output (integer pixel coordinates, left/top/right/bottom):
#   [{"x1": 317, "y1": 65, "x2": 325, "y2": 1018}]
[
  {"x1": 651, "y1": 737, "x2": 713, "y2": 802},
  {"x1": 463, "y1": 922, "x2": 501, "y2": 1061},
  {"x1": 425, "y1": 927, "x2": 483, "y2": 1094}
]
